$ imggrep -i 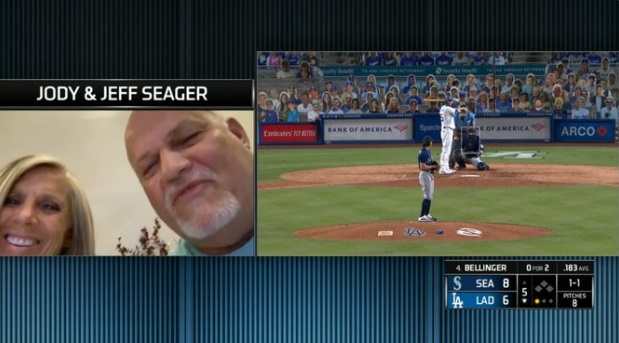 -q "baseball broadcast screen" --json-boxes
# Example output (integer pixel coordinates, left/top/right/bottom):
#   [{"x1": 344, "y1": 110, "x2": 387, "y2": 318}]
[
  {"x1": 2, "y1": 1, "x2": 619, "y2": 341},
  {"x1": 256, "y1": 51, "x2": 619, "y2": 257}
]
